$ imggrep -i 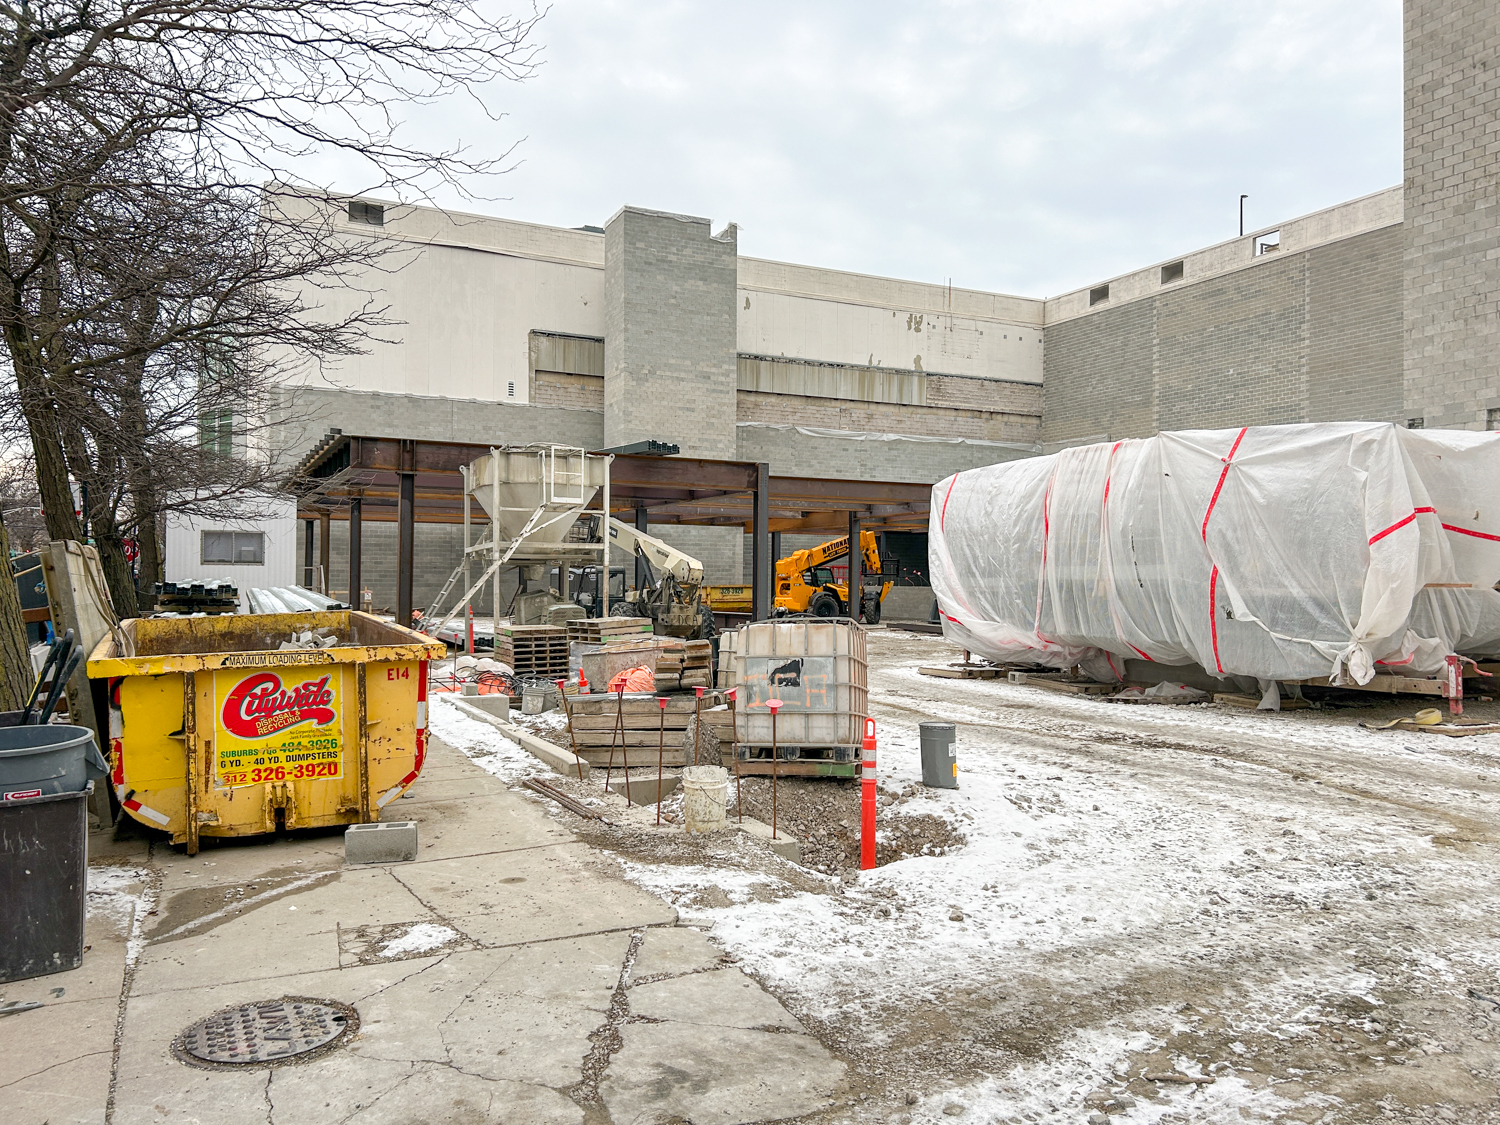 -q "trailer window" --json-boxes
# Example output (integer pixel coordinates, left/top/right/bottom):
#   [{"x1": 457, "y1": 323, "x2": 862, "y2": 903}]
[{"x1": 202, "y1": 531, "x2": 265, "y2": 566}]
